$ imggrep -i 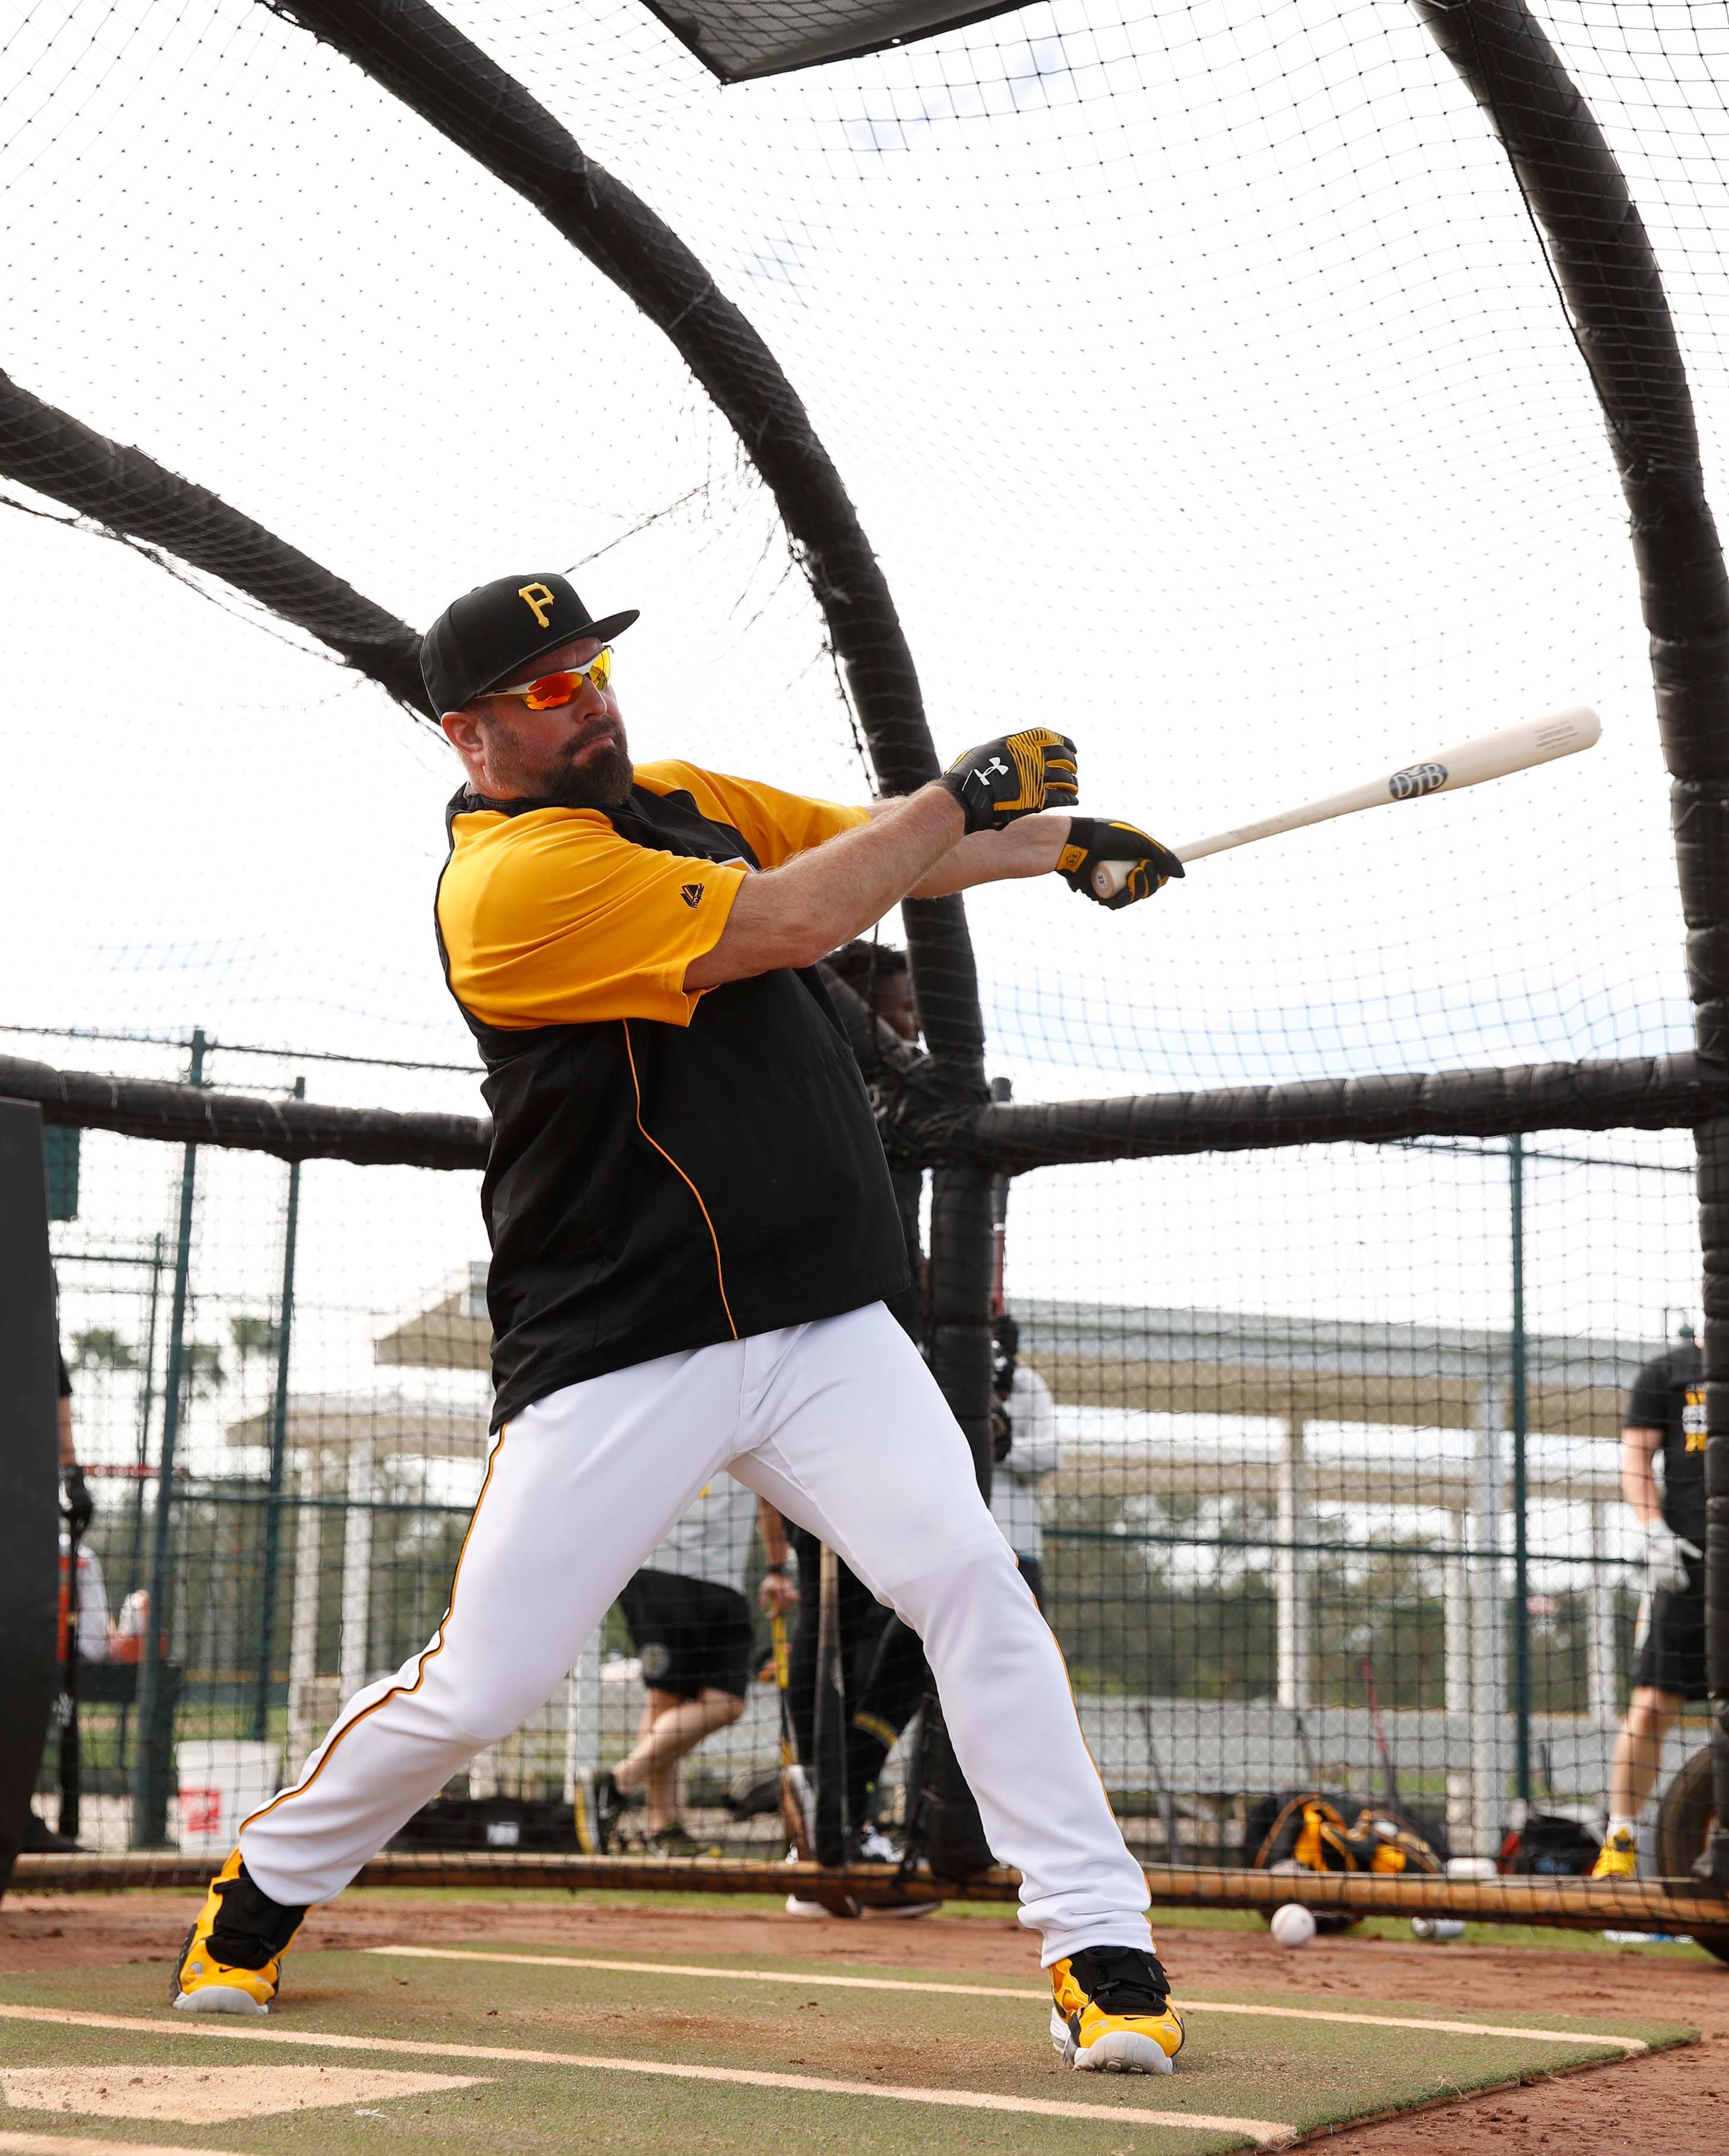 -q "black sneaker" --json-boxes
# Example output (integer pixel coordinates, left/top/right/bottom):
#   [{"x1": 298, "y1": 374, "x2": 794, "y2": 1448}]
[
  {"x1": 641, "y1": 1821, "x2": 720, "y2": 1858},
  {"x1": 1048, "y1": 1944, "x2": 1184, "y2": 2073},
  {"x1": 573, "y1": 1768, "x2": 623, "y2": 1855}
]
